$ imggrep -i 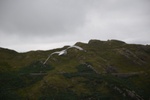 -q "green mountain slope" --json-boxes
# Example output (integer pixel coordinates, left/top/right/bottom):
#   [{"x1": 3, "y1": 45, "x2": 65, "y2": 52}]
[{"x1": 0, "y1": 39, "x2": 150, "y2": 100}]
